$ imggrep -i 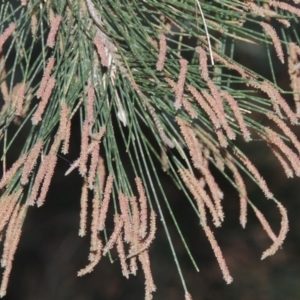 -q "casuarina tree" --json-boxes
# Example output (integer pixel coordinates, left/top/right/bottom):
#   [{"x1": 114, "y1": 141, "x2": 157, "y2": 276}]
[{"x1": 0, "y1": 0, "x2": 300, "y2": 298}]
